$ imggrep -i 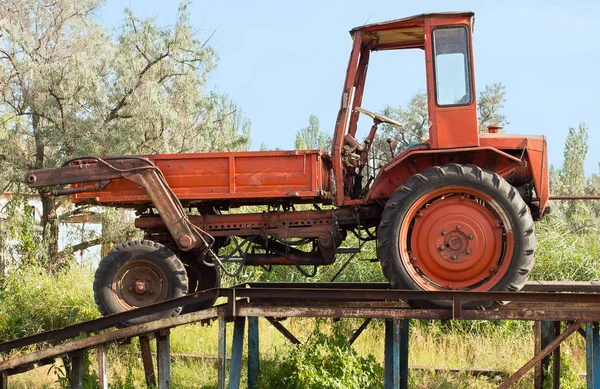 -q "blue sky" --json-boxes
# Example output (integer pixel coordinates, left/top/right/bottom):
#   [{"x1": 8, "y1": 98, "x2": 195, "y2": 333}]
[{"x1": 98, "y1": 1, "x2": 600, "y2": 175}]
